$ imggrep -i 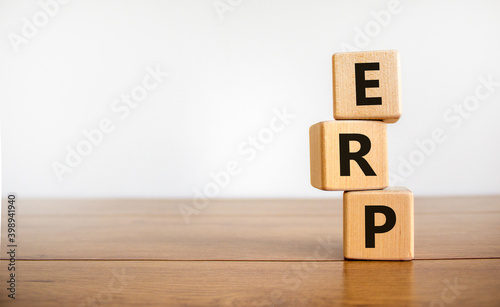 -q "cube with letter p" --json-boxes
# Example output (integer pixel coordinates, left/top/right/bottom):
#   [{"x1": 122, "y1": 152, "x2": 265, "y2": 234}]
[{"x1": 343, "y1": 187, "x2": 414, "y2": 260}]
